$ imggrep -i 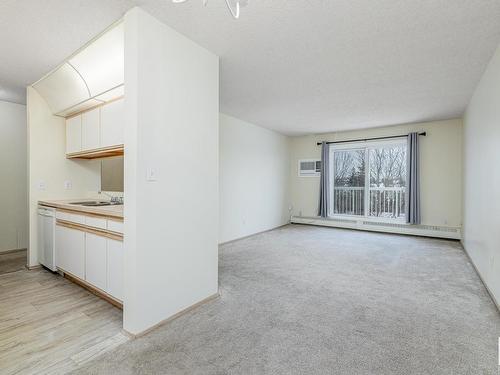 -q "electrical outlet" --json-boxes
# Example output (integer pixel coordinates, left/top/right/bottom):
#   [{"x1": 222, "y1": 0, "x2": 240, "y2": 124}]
[
  {"x1": 146, "y1": 167, "x2": 158, "y2": 182},
  {"x1": 64, "y1": 180, "x2": 72, "y2": 190}
]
